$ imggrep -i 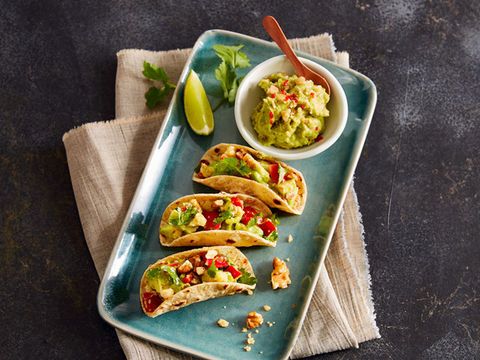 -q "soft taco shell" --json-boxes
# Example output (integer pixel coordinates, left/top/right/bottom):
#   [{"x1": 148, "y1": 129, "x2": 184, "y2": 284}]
[
  {"x1": 160, "y1": 193, "x2": 275, "y2": 247},
  {"x1": 140, "y1": 246, "x2": 255, "y2": 317},
  {"x1": 192, "y1": 144, "x2": 307, "y2": 214}
]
